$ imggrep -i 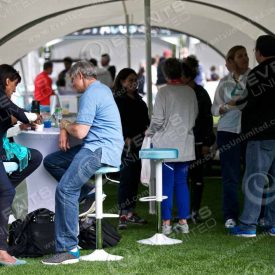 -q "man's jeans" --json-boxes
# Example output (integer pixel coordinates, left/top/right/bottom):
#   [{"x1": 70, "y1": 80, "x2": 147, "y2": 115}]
[
  {"x1": 44, "y1": 146, "x2": 102, "y2": 252},
  {"x1": 240, "y1": 140, "x2": 275, "y2": 229},
  {"x1": 44, "y1": 145, "x2": 95, "y2": 201}
]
